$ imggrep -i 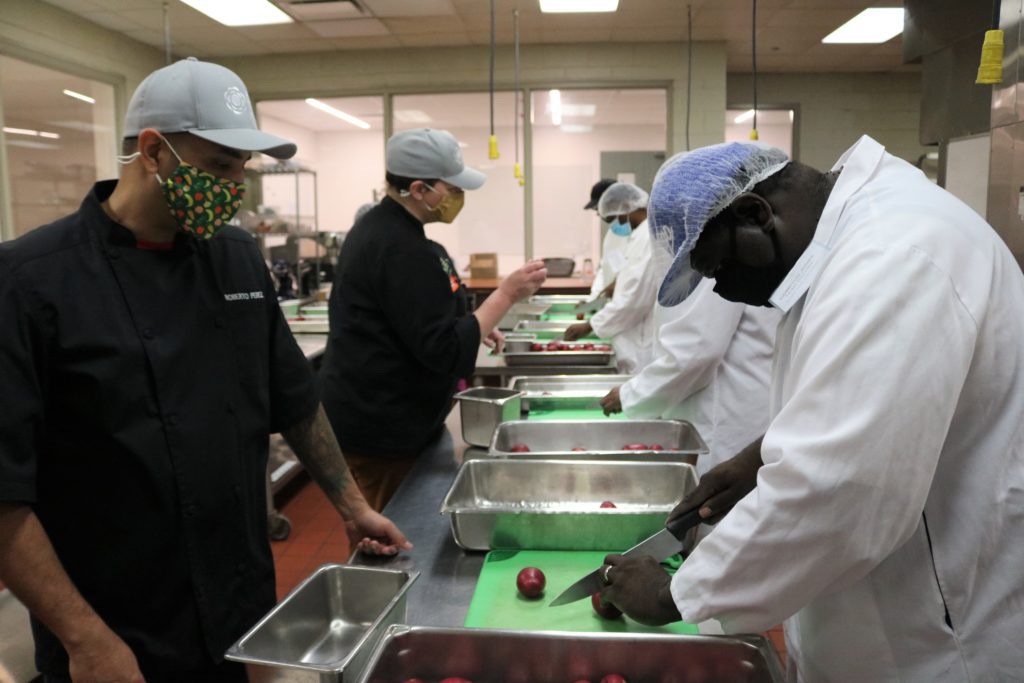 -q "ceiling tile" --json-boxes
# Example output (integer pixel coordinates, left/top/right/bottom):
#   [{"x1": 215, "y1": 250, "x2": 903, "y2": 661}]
[
  {"x1": 307, "y1": 18, "x2": 391, "y2": 37},
  {"x1": 277, "y1": 0, "x2": 365, "y2": 21},
  {"x1": 330, "y1": 35, "x2": 404, "y2": 49},
  {"x1": 83, "y1": 10, "x2": 146, "y2": 32},
  {"x1": 383, "y1": 15, "x2": 467, "y2": 35},
  {"x1": 396, "y1": 31, "x2": 474, "y2": 48},
  {"x1": 42, "y1": 0, "x2": 103, "y2": 12},
  {"x1": 362, "y1": 0, "x2": 456, "y2": 18}
]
